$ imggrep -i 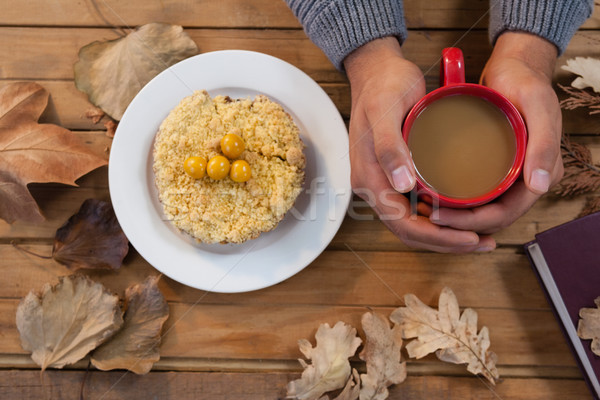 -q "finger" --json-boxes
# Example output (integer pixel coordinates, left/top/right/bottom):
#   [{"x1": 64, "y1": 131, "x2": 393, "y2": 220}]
[
  {"x1": 393, "y1": 217, "x2": 497, "y2": 253},
  {"x1": 367, "y1": 99, "x2": 416, "y2": 193},
  {"x1": 431, "y1": 181, "x2": 539, "y2": 234},
  {"x1": 512, "y1": 86, "x2": 562, "y2": 194},
  {"x1": 374, "y1": 190, "x2": 494, "y2": 252}
]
